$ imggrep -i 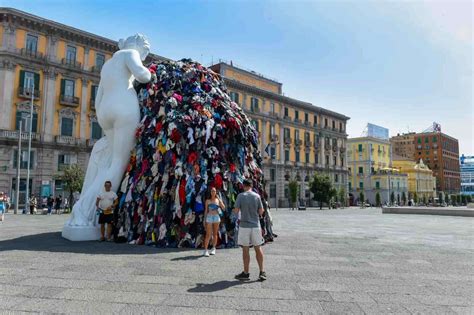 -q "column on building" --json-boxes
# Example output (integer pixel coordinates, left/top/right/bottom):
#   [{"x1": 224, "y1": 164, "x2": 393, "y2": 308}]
[
  {"x1": 0, "y1": 60, "x2": 16, "y2": 130},
  {"x1": 79, "y1": 79, "x2": 89, "y2": 140},
  {"x1": 83, "y1": 47, "x2": 90, "y2": 71},
  {"x1": 320, "y1": 134, "x2": 325, "y2": 167},
  {"x1": 261, "y1": 119, "x2": 267, "y2": 155},
  {"x1": 46, "y1": 35, "x2": 58, "y2": 62},
  {"x1": 41, "y1": 69, "x2": 57, "y2": 142}
]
